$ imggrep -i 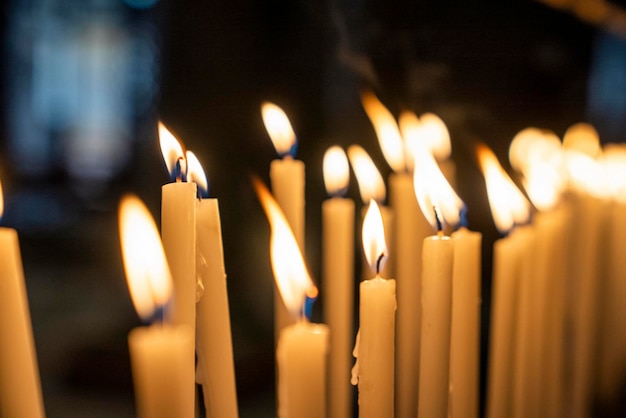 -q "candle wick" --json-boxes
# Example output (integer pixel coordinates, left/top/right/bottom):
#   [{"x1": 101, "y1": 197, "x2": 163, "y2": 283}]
[
  {"x1": 376, "y1": 253, "x2": 385, "y2": 274},
  {"x1": 434, "y1": 205, "x2": 443, "y2": 232}
]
